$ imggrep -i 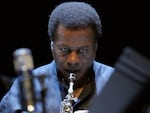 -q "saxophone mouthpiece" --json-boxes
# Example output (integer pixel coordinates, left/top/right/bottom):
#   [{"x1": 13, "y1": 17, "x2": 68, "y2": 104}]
[{"x1": 68, "y1": 73, "x2": 77, "y2": 81}]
